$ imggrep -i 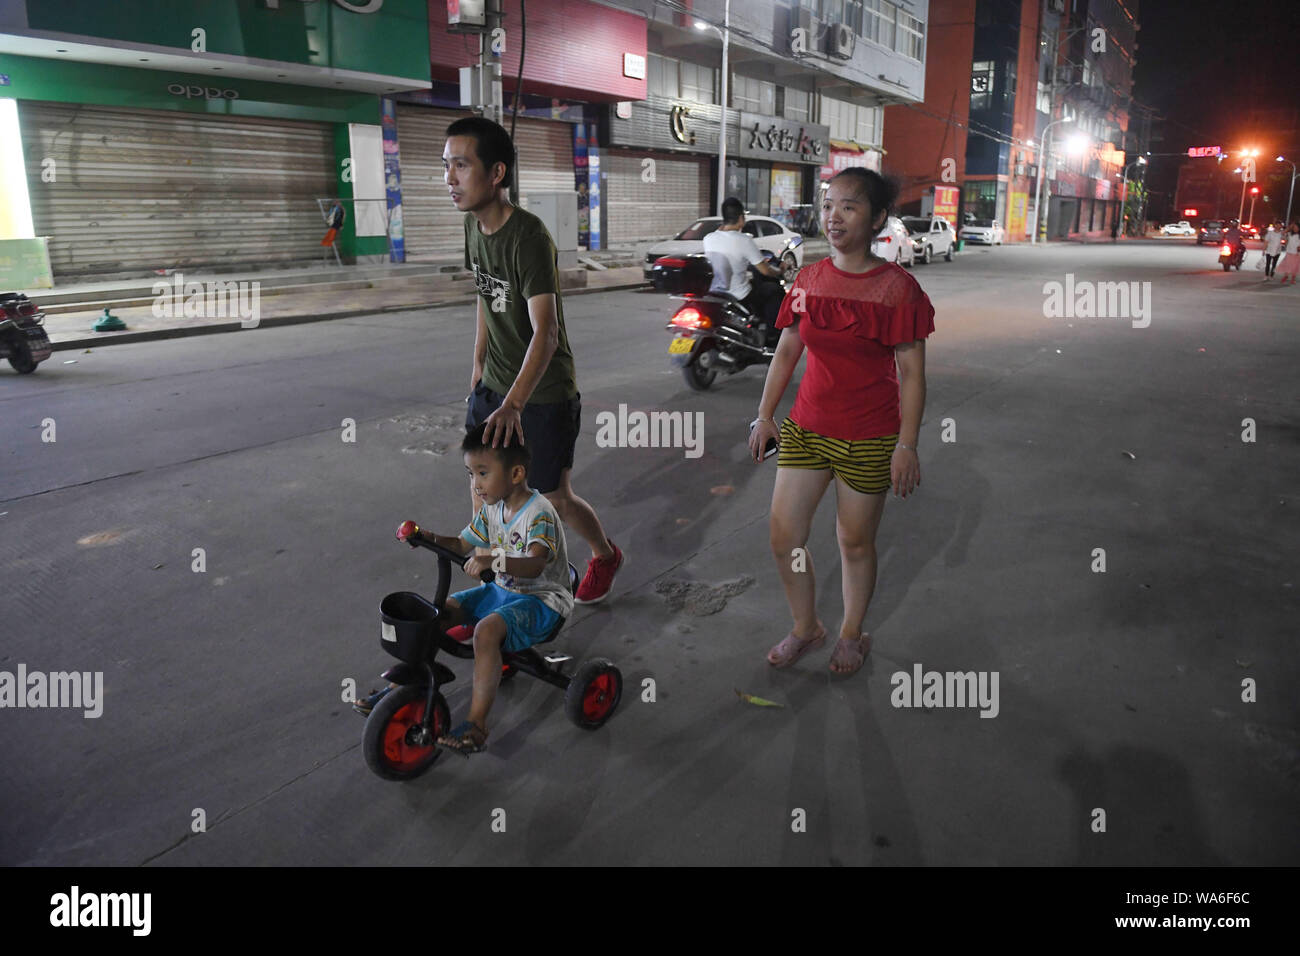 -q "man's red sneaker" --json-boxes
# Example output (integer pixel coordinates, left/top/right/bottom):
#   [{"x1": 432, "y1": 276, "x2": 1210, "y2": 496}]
[{"x1": 575, "y1": 540, "x2": 624, "y2": 605}]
